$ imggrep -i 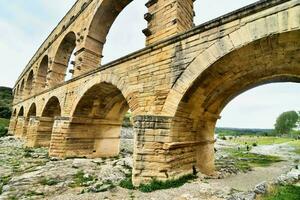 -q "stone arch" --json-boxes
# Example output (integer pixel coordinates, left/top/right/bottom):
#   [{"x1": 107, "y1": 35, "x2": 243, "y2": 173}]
[
  {"x1": 163, "y1": 30, "x2": 300, "y2": 176},
  {"x1": 83, "y1": 0, "x2": 134, "y2": 67},
  {"x1": 49, "y1": 32, "x2": 76, "y2": 87},
  {"x1": 15, "y1": 106, "x2": 25, "y2": 138},
  {"x1": 25, "y1": 70, "x2": 34, "y2": 97},
  {"x1": 33, "y1": 96, "x2": 62, "y2": 147},
  {"x1": 163, "y1": 12, "x2": 300, "y2": 116},
  {"x1": 19, "y1": 79, "x2": 25, "y2": 99},
  {"x1": 36, "y1": 55, "x2": 49, "y2": 91},
  {"x1": 42, "y1": 96, "x2": 61, "y2": 117},
  {"x1": 26, "y1": 103, "x2": 37, "y2": 118},
  {"x1": 12, "y1": 109, "x2": 17, "y2": 117},
  {"x1": 70, "y1": 74, "x2": 136, "y2": 116},
  {"x1": 60, "y1": 77, "x2": 134, "y2": 158},
  {"x1": 18, "y1": 106, "x2": 24, "y2": 117}
]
